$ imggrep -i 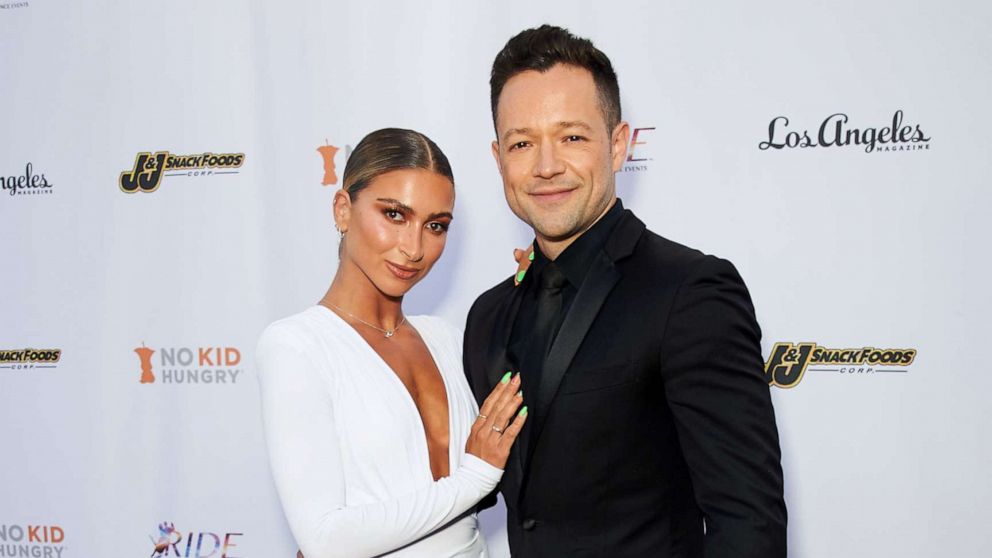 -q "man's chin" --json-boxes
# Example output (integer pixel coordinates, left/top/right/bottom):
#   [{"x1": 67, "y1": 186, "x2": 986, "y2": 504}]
[{"x1": 533, "y1": 223, "x2": 584, "y2": 244}]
